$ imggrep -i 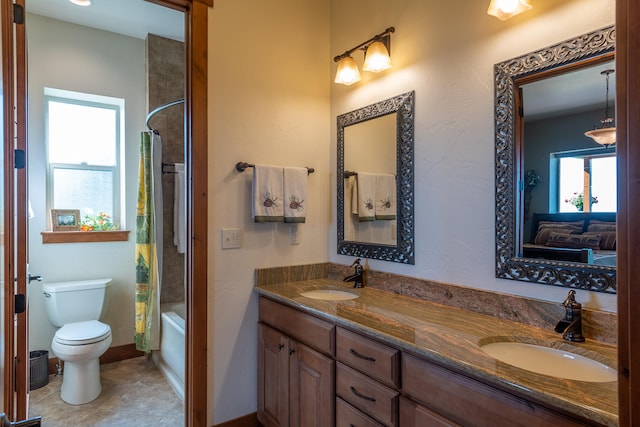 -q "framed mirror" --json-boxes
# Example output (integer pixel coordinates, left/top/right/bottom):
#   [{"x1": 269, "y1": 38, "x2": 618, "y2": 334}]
[
  {"x1": 337, "y1": 91, "x2": 415, "y2": 264},
  {"x1": 494, "y1": 26, "x2": 616, "y2": 293}
]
